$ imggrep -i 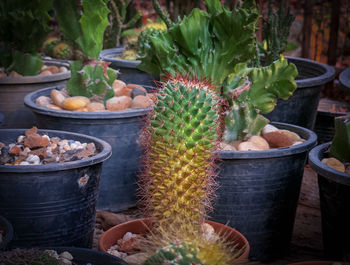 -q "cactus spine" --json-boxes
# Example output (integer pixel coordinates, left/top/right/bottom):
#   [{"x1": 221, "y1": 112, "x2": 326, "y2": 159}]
[{"x1": 141, "y1": 75, "x2": 219, "y2": 229}]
